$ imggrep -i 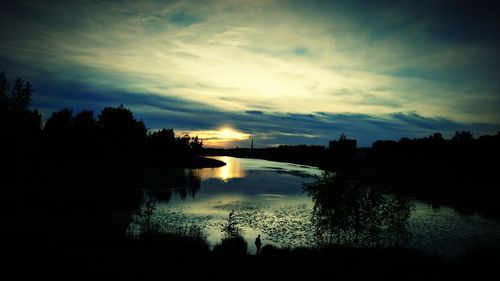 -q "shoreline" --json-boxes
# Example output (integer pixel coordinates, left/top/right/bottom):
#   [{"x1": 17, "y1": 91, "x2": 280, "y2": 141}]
[
  {"x1": 150, "y1": 156, "x2": 227, "y2": 169},
  {"x1": 188, "y1": 156, "x2": 227, "y2": 168},
  {"x1": 202, "y1": 154, "x2": 324, "y2": 169}
]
